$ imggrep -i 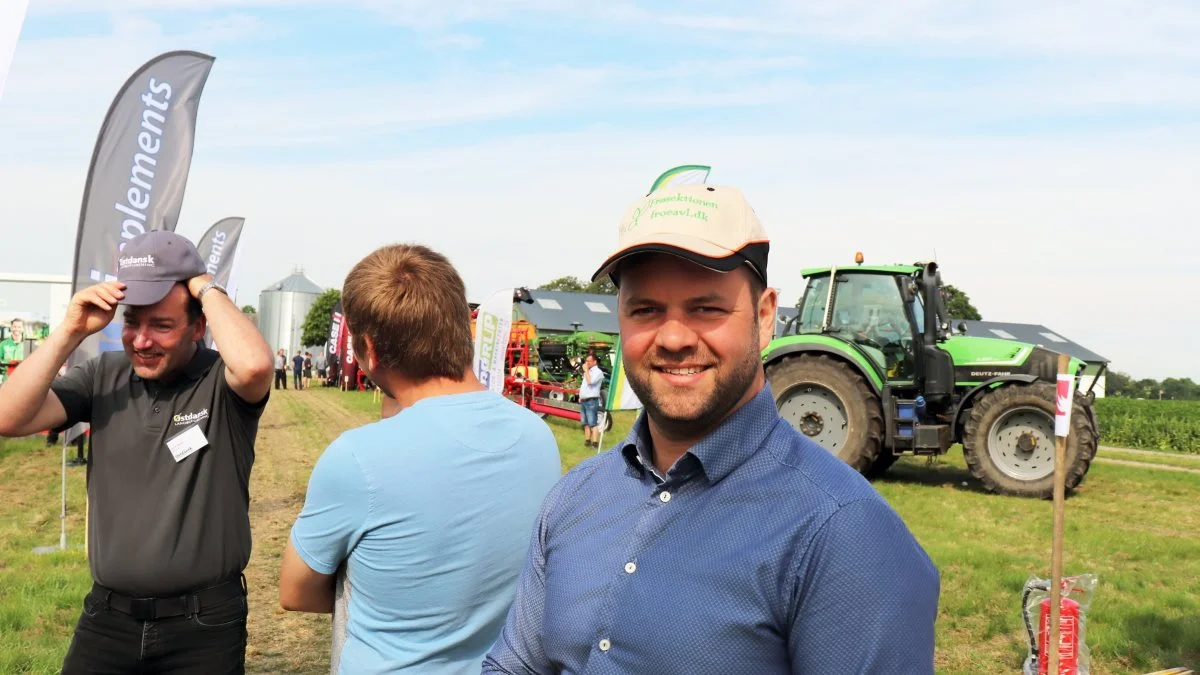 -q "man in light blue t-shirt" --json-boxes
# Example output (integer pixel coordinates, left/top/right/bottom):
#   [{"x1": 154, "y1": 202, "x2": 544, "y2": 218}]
[{"x1": 278, "y1": 244, "x2": 561, "y2": 674}]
